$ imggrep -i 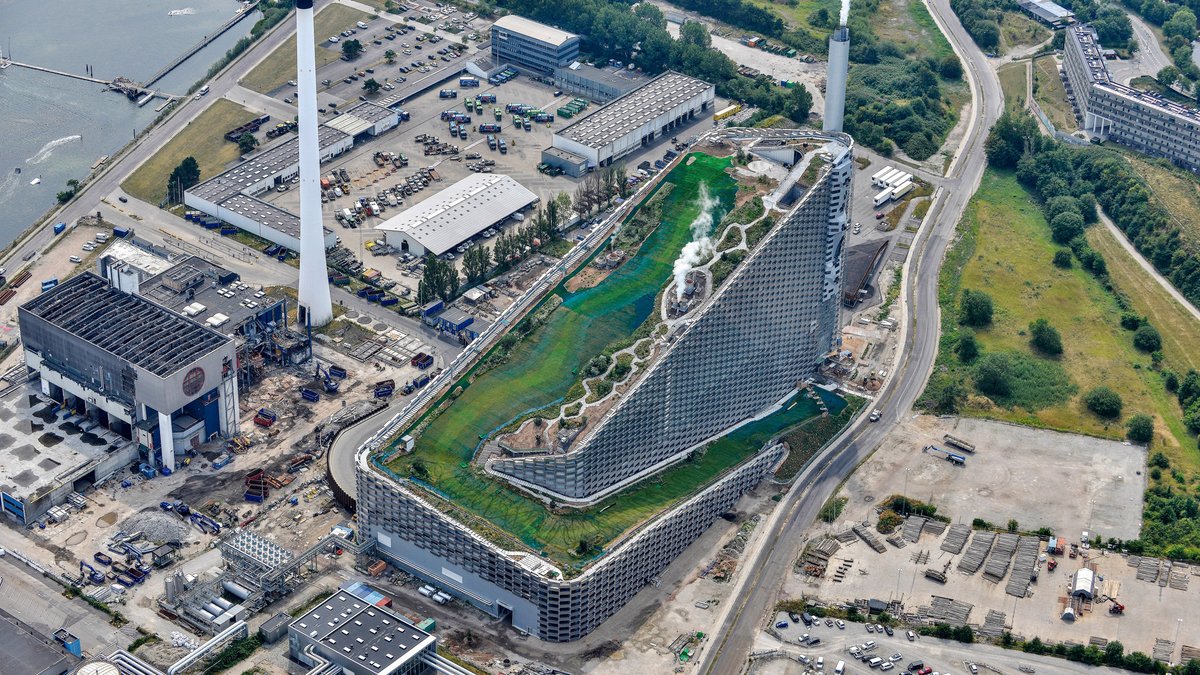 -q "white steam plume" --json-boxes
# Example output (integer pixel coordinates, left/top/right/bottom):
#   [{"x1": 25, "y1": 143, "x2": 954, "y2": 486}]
[
  {"x1": 839, "y1": 0, "x2": 850, "y2": 26},
  {"x1": 672, "y1": 182, "x2": 720, "y2": 300}
]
